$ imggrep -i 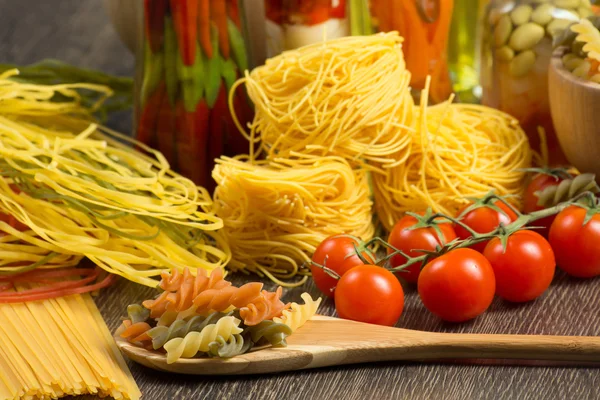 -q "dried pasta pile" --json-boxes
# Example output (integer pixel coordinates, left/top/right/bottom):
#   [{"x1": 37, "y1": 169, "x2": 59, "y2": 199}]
[
  {"x1": 0, "y1": 288, "x2": 140, "y2": 399},
  {"x1": 212, "y1": 155, "x2": 374, "y2": 286},
  {"x1": 224, "y1": 31, "x2": 533, "y2": 282},
  {"x1": 119, "y1": 268, "x2": 320, "y2": 363},
  {"x1": 373, "y1": 99, "x2": 533, "y2": 231},
  {"x1": 0, "y1": 70, "x2": 230, "y2": 287}
]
